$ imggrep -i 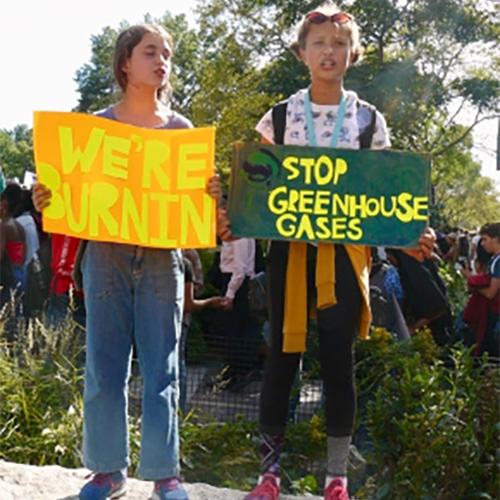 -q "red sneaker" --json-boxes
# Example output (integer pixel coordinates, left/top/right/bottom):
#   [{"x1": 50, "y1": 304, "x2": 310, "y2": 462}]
[
  {"x1": 244, "y1": 472, "x2": 280, "y2": 500},
  {"x1": 324, "y1": 477, "x2": 349, "y2": 500}
]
